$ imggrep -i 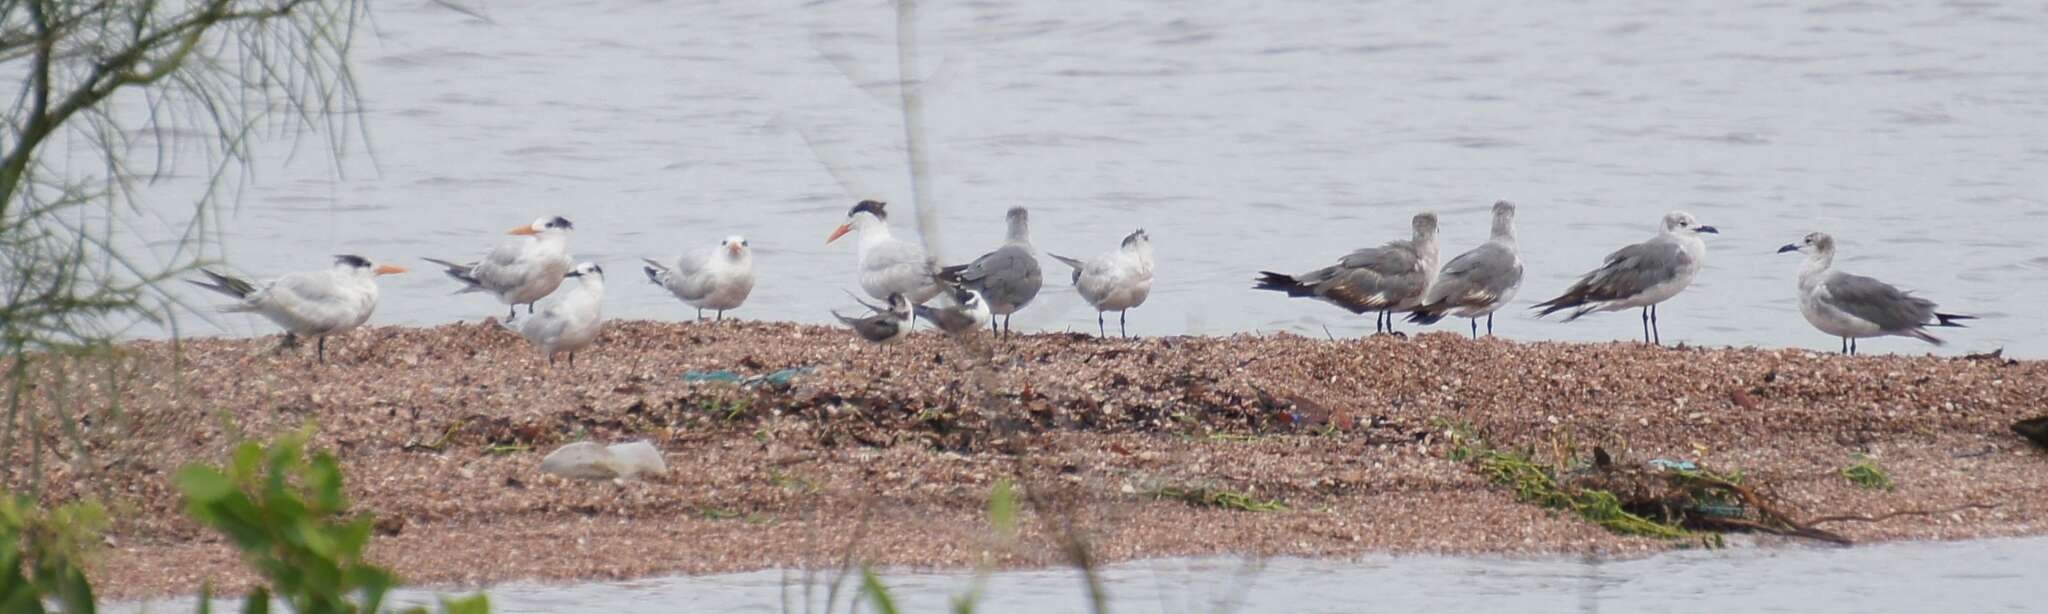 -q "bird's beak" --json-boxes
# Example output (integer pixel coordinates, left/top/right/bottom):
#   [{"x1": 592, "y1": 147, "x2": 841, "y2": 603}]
[
  {"x1": 507, "y1": 225, "x2": 540, "y2": 236},
  {"x1": 565, "y1": 271, "x2": 583, "y2": 278},
  {"x1": 728, "y1": 243, "x2": 744, "y2": 255},
  {"x1": 826, "y1": 223, "x2": 852, "y2": 244},
  {"x1": 1695, "y1": 225, "x2": 1719, "y2": 234},
  {"x1": 1776, "y1": 244, "x2": 1800, "y2": 254},
  {"x1": 374, "y1": 264, "x2": 408, "y2": 276}
]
